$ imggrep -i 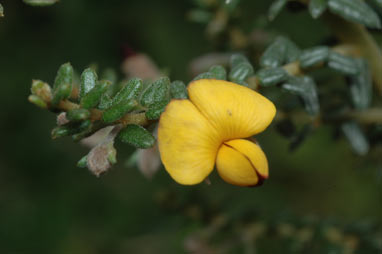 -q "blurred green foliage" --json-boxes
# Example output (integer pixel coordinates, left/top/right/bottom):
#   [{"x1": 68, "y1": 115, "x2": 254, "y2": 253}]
[{"x1": 0, "y1": 0, "x2": 381, "y2": 253}]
